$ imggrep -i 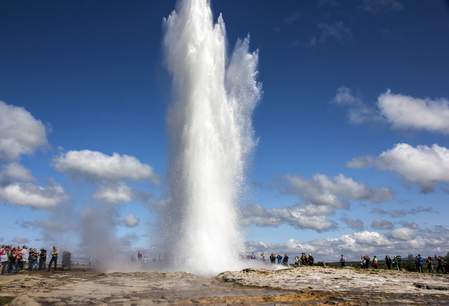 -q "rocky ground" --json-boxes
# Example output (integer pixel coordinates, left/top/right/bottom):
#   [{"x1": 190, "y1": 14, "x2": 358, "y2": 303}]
[{"x1": 0, "y1": 266, "x2": 448, "y2": 305}]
